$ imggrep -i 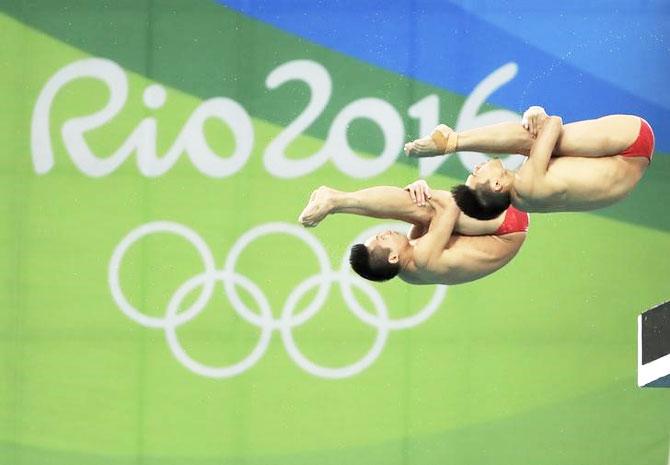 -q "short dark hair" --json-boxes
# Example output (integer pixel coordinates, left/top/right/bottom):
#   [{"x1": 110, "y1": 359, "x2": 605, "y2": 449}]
[
  {"x1": 451, "y1": 184, "x2": 510, "y2": 220},
  {"x1": 349, "y1": 243, "x2": 399, "y2": 282}
]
